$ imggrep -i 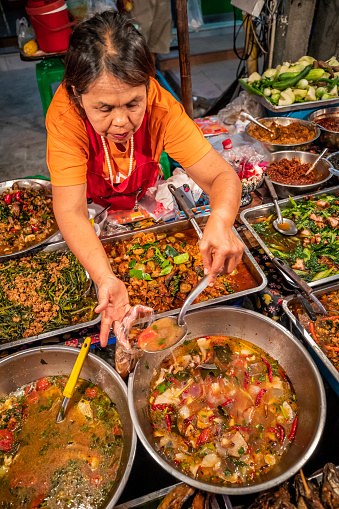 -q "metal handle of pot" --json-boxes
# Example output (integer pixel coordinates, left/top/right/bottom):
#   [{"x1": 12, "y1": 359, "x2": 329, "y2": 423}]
[
  {"x1": 177, "y1": 274, "x2": 209, "y2": 326},
  {"x1": 168, "y1": 183, "x2": 203, "y2": 240},
  {"x1": 297, "y1": 293, "x2": 318, "y2": 322}
]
